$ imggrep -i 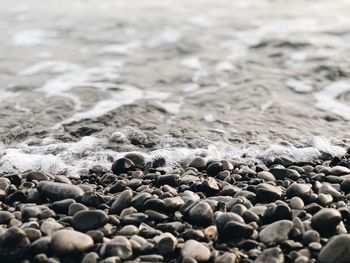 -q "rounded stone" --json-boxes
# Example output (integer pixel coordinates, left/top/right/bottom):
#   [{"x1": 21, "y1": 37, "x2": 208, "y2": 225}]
[
  {"x1": 290, "y1": 197, "x2": 304, "y2": 209},
  {"x1": 286, "y1": 183, "x2": 312, "y2": 199},
  {"x1": 188, "y1": 202, "x2": 213, "y2": 227},
  {"x1": 0, "y1": 211, "x2": 15, "y2": 224},
  {"x1": 124, "y1": 153, "x2": 145, "y2": 167},
  {"x1": 181, "y1": 240, "x2": 211, "y2": 262},
  {"x1": 100, "y1": 236, "x2": 132, "y2": 259},
  {"x1": 51, "y1": 229, "x2": 94, "y2": 255},
  {"x1": 189, "y1": 157, "x2": 206, "y2": 171},
  {"x1": 72, "y1": 210, "x2": 108, "y2": 232},
  {"x1": 111, "y1": 158, "x2": 134, "y2": 175},
  {"x1": 154, "y1": 232, "x2": 177, "y2": 255},
  {"x1": 207, "y1": 162, "x2": 223, "y2": 177},
  {"x1": 110, "y1": 190, "x2": 133, "y2": 214},
  {"x1": 311, "y1": 208, "x2": 341, "y2": 234},
  {"x1": 37, "y1": 181, "x2": 84, "y2": 201},
  {"x1": 319, "y1": 234, "x2": 350, "y2": 263},
  {"x1": 0, "y1": 227, "x2": 31, "y2": 263},
  {"x1": 259, "y1": 220, "x2": 293, "y2": 244}
]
